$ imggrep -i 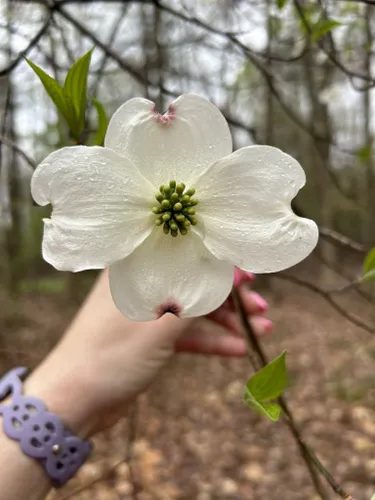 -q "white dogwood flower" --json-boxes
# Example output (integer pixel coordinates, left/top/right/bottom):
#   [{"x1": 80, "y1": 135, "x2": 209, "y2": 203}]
[{"x1": 31, "y1": 94, "x2": 318, "y2": 321}]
